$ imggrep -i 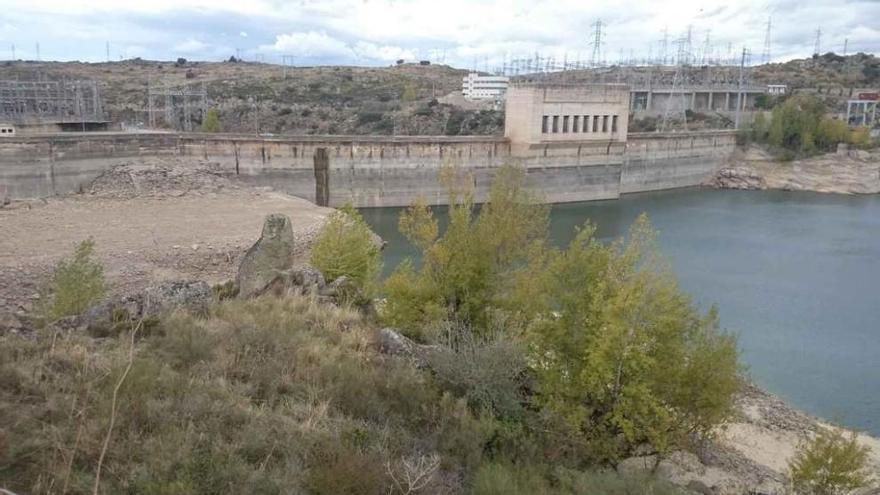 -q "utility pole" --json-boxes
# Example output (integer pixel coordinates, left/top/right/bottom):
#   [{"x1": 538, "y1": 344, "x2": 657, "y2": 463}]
[
  {"x1": 813, "y1": 28, "x2": 822, "y2": 56},
  {"x1": 282, "y1": 55, "x2": 294, "y2": 78},
  {"x1": 735, "y1": 47, "x2": 747, "y2": 130},
  {"x1": 106, "y1": 41, "x2": 110, "y2": 62},
  {"x1": 35, "y1": 42, "x2": 40, "y2": 61},
  {"x1": 659, "y1": 26, "x2": 669, "y2": 65},
  {"x1": 11, "y1": 43, "x2": 15, "y2": 60},
  {"x1": 762, "y1": 17, "x2": 772, "y2": 64},
  {"x1": 843, "y1": 38, "x2": 848, "y2": 56}
]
